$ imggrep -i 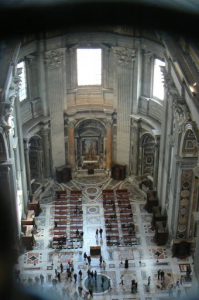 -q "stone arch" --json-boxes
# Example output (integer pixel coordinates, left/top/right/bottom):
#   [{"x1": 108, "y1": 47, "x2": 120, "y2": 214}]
[
  {"x1": 75, "y1": 118, "x2": 107, "y2": 169},
  {"x1": 179, "y1": 123, "x2": 198, "y2": 158},
  {"x1": 140, "y1": 133, "x2": 155, "y2": 177}
]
